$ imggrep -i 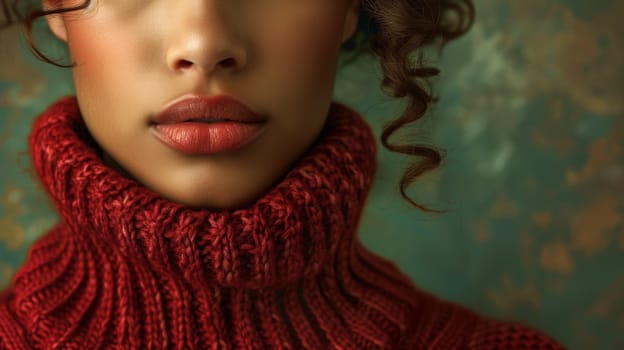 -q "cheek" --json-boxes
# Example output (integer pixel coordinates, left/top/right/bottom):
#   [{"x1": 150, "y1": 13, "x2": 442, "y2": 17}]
[
  {"x1": 67, "y1": 22, "x2": 141, "y2": 96},
  {"x1": 65, "y1": 22, "x2": 150, "y2": 141},
  {"x1": 66, "y1": 20, "x2": 158, "y2": 125},
  {"x1": 261, "y1": 14, "x2": 344, "y2": 90}
]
